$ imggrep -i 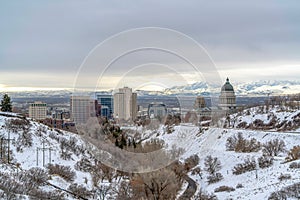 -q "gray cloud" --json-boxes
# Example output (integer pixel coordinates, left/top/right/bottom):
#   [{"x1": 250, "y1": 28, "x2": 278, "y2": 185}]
[{"x1": 0, "y1": 0, "x2": 300, "y2": 89}]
